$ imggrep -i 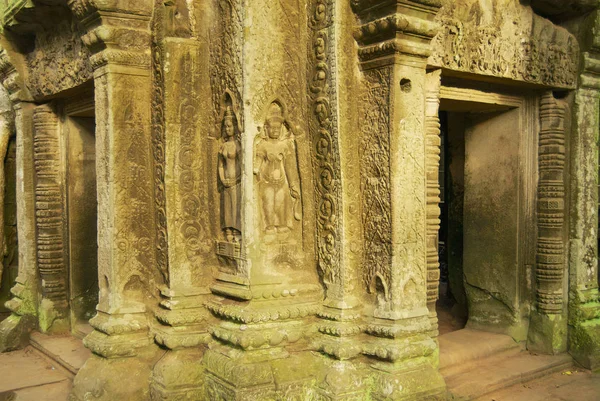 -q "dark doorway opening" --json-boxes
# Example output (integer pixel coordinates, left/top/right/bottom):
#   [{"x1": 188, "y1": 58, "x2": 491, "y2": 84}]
[{"x1": 66, "y1": 109, "x2": 97, "y2": 338}]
